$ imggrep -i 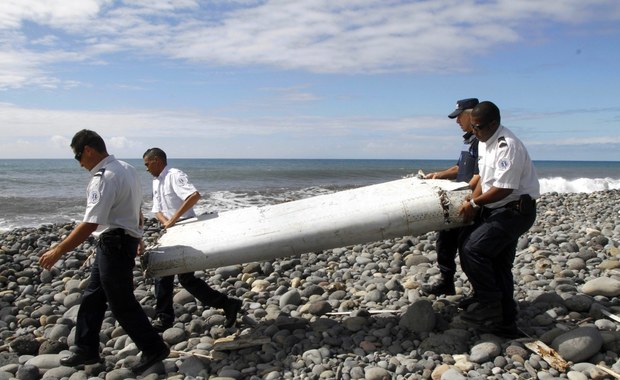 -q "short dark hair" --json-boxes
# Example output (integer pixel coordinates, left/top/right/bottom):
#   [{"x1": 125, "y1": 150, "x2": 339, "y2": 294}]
[
  {"x1": 472, "y1": 101, "x2": 501, "y2": 126},
  {"x1": 71, "y1": 129, "x2": 107, "y2": 154},
  {"x1": 143, "y1": 147, "x2": 167, "y2": 165}
]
